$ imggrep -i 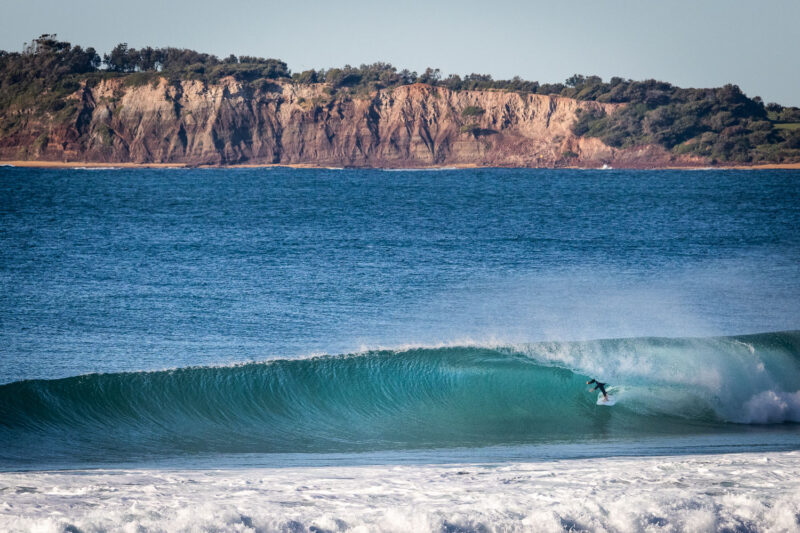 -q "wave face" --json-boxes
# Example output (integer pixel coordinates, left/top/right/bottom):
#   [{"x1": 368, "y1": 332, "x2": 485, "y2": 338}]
[{"x1": 1, "y1": 332, "x2": 799, "y2": 465}]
